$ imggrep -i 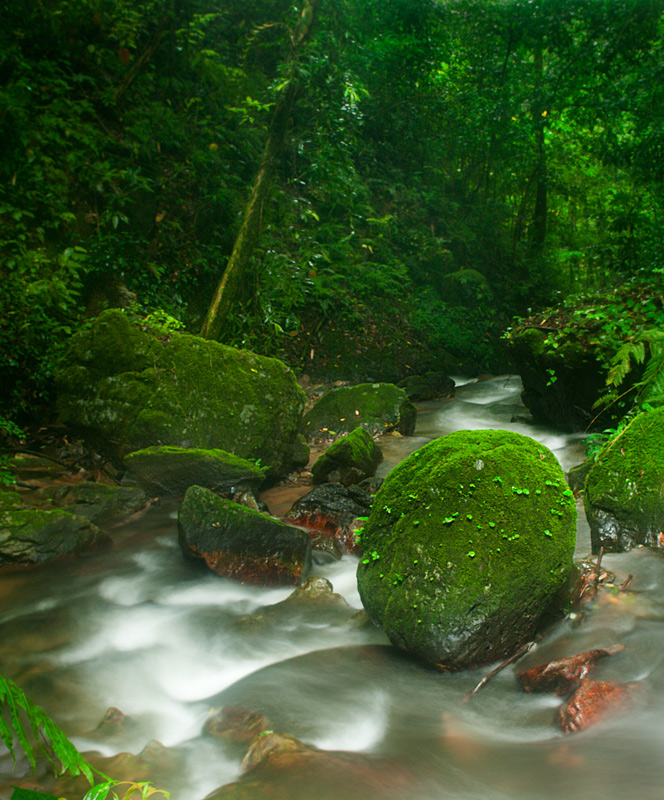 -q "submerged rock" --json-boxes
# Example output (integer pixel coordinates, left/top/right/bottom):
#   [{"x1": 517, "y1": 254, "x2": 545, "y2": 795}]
[
  {"x1": 356, "y1": 429, "x2": 576, "y2": 669},
  {"x1": 204, "y1": 730, "x2": 411, "y2": 800},
  {"x1": 311, "y1": 428, "x2": 382, "y2": 486},
  {"x1": 56, "y1": 309, "x2": 305, "y2": 479},
  {"x1": 301, "y1": 383, "x2": 416, "y2": 443},
  {"x1": 178, "y1": 485, "x2": 311, "y2": 586},
  {"x1": 204, "y1": 705, "x2": 271, "y2": 744},
  {"x1": 0, "y1": 503, "x2": 110, "y2": 569},
  {"x1": 517, "y1": 645, "x2": 625, "y2": 696},
  {"x1": 557, "y1": 678, "x2": 639, "y2": 733},
  {"x1": 585, "y1": 407, "x2": 664, "y2": 552},
  {"x1": 124, "y1": 446, "x2": 265, "y2": 497}
]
